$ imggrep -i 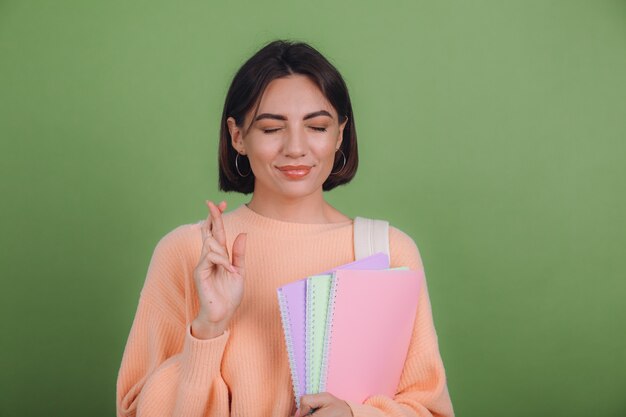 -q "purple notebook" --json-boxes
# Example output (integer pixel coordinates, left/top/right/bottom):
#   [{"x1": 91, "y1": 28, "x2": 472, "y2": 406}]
[{"x1": 276, "y1": 252, "x2": 390, "y2": 406}]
